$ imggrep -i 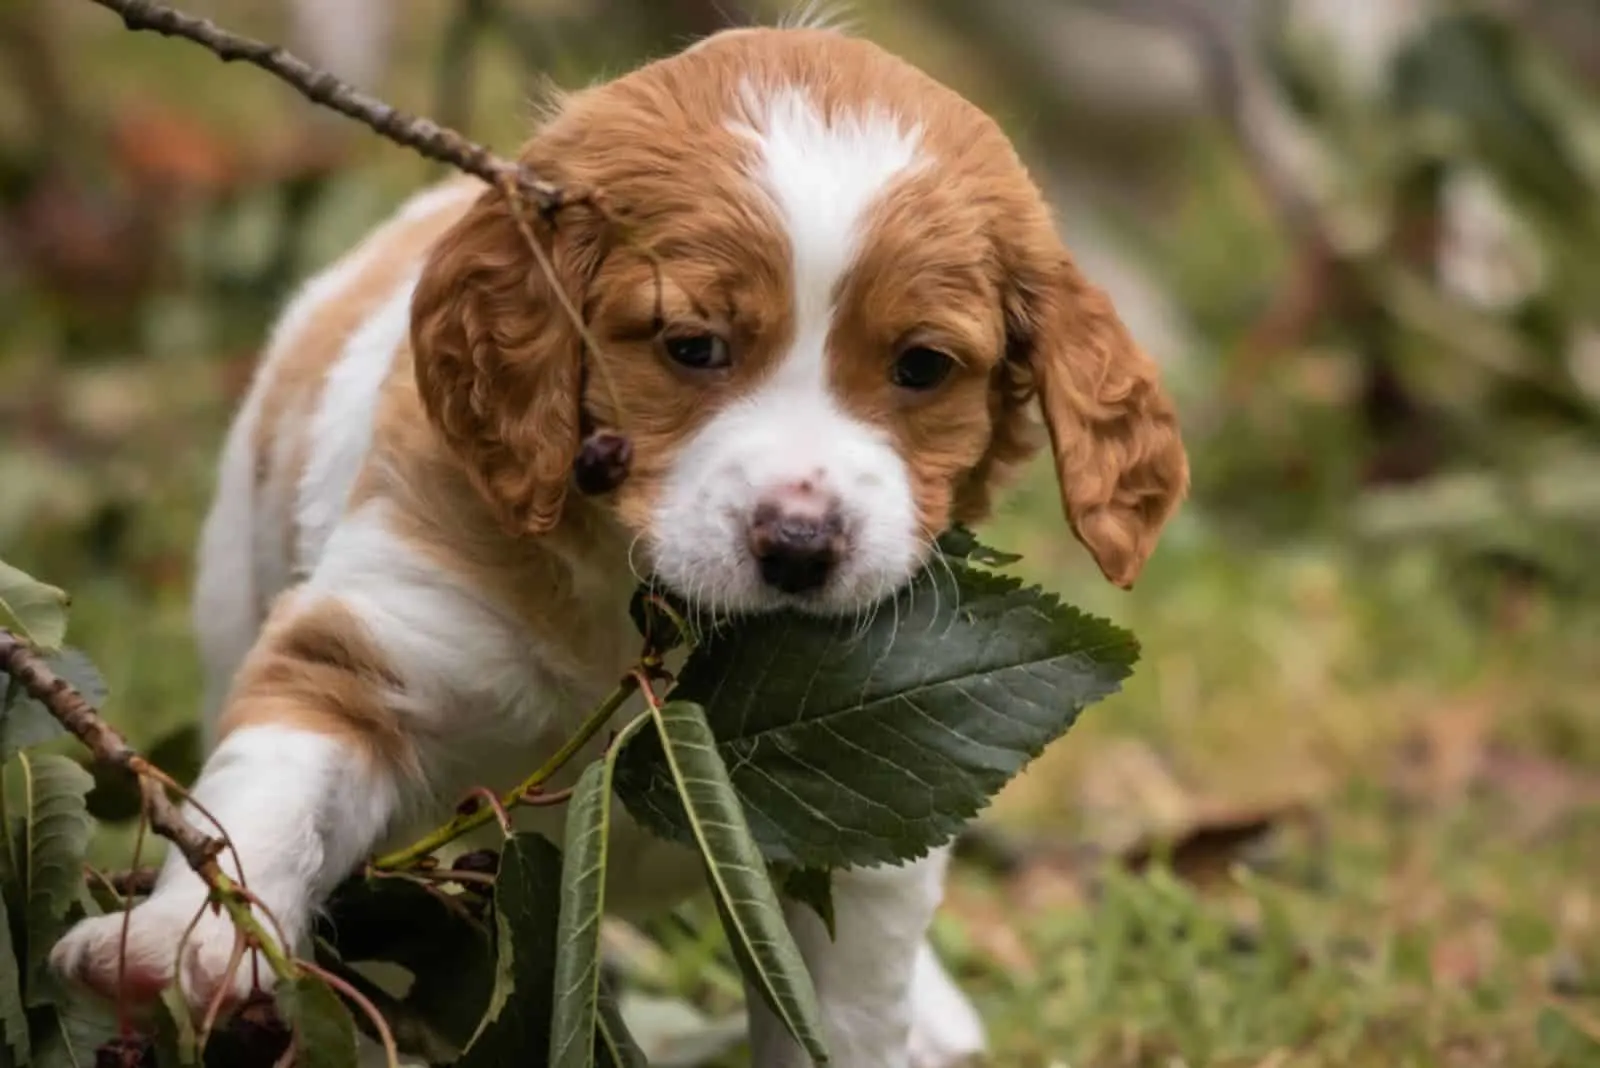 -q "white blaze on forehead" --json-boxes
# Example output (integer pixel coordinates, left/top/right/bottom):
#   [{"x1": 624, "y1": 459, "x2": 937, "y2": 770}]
[
  {"x1": 643, "y1": 84, "x2": 929, "y2": 614},
  {"x1": 731, "y1": 82, "x2": 923, "y2": 354}
]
